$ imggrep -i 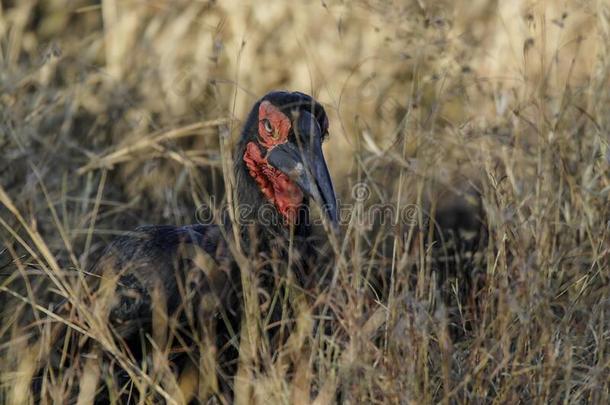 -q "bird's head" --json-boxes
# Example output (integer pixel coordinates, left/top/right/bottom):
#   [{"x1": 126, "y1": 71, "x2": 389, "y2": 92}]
[{"x1": 234, "y1": 91, "x2": 338, "y2": 235}]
